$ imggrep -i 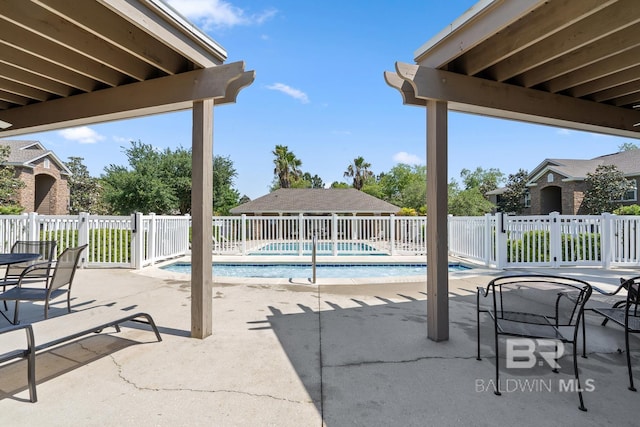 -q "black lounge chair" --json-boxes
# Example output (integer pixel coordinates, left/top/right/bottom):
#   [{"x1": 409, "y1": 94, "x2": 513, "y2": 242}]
[
  {"x1": 0, "y1": 244, "x2": 87, "y2": 325},
  {"x1": 589, "y1": 276, "x2": 640, "y2": 391},
  {"x1": 477, "y1": 274, "x2": 592, "y2": 411}
]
